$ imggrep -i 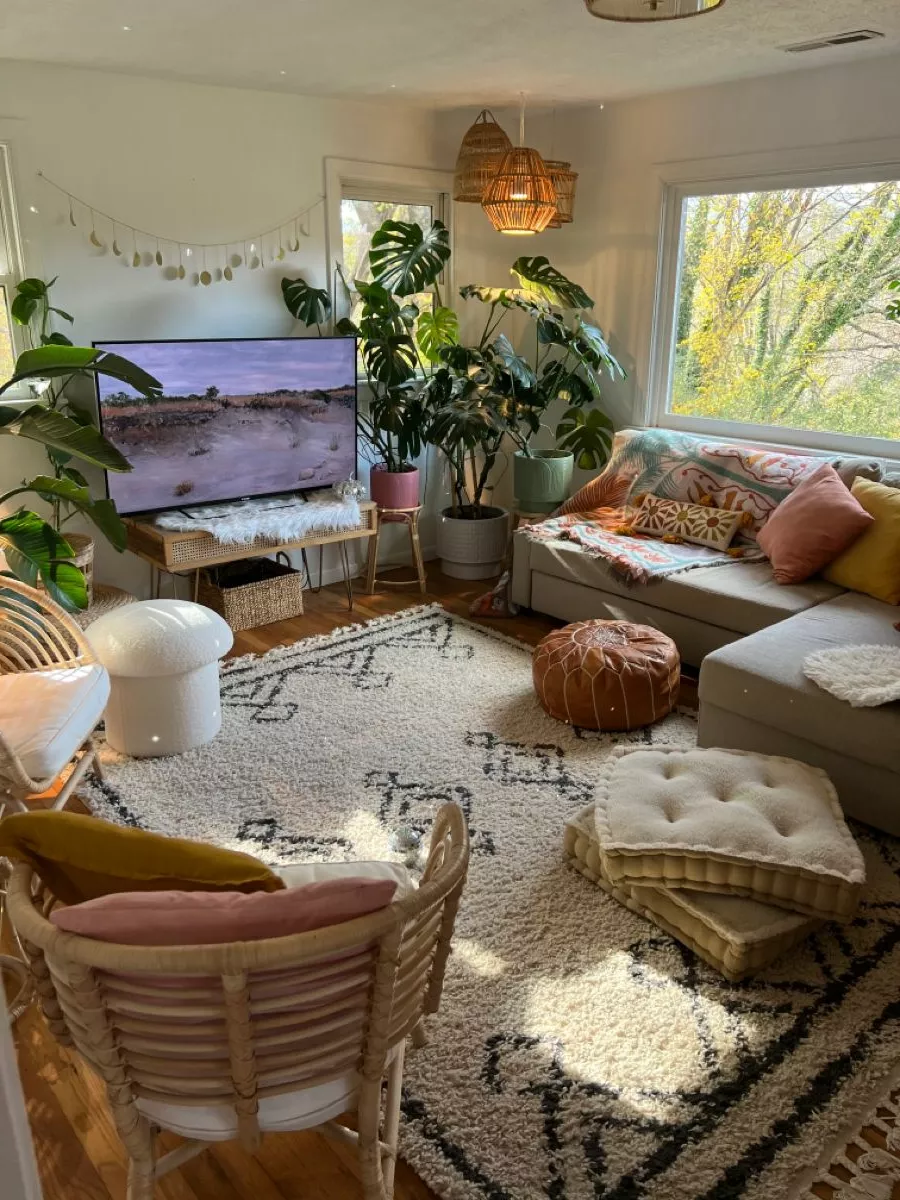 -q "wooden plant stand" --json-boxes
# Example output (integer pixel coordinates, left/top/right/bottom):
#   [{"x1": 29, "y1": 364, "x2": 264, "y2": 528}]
[
  {"x1": 364, "y1": 506, "x2": 426, "y2": 596},
  {"x1": 125, "y1": 501, "x2": 378, "y2": 617}
]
